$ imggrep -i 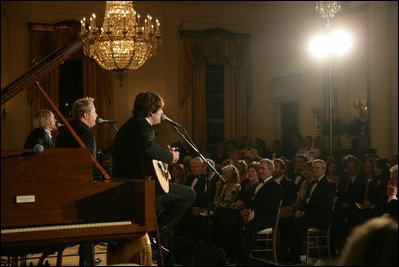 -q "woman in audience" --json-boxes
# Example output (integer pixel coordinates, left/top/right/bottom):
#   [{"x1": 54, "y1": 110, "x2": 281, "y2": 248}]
[
  {"x1": 212, "y1": 165, "x2": 242, "y2": 246},
  {"x1": 232, "y1": 161, "x2": 260, "y2": 210},
  {"x1": 169, "y1": 163, "x2": 187, "y2": 185},
  {"x1": 214, "y1": 165, "x2": 241, "y2": 209},
  {"x1": 366, "y1": 158, "x2": 391, "y2": 206},
  {"x1": 363, "y1": 157, "x2": 375, "y2": 182},
  {"x1": 327, "y1": 160, "x2": 343, "y2": 189},
  {"x1": 356, "y1": 158, "x2": 391, "y2": 224},
  {"x1": 234, "y1": 160, "x2": 248, "y2": 185}
]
